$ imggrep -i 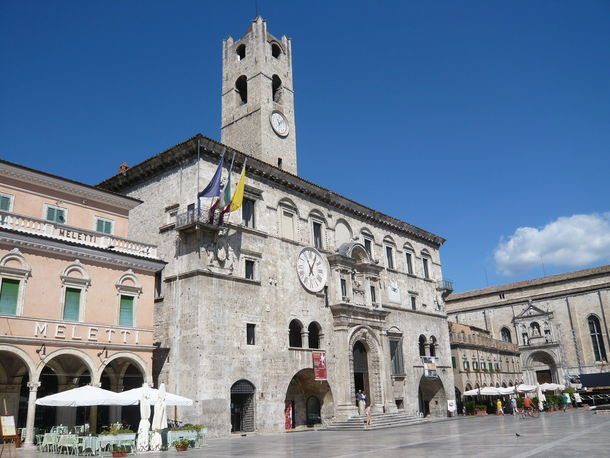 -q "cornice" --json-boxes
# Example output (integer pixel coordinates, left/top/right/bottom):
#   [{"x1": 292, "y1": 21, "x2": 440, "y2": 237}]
[
  {"x1": 97, "y1": 134, "x2": 445, "y2": 247},
  {"x1": 0, "y1": 160, "x2": 142, "y2": 210}
]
